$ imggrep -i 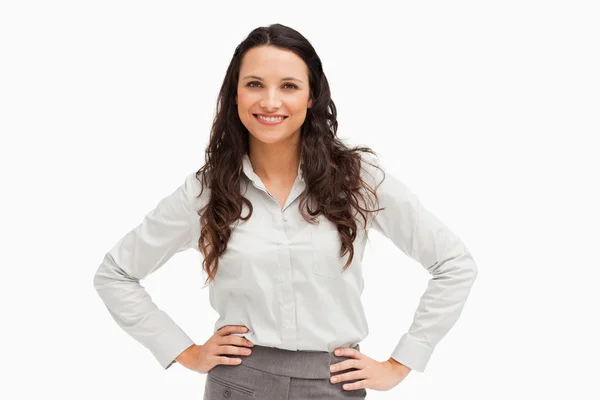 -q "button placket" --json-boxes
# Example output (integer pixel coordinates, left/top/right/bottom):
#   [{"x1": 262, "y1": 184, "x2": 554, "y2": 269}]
[{"x1": 311, "y1": 221, "x2": 343, "y2": 278}]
